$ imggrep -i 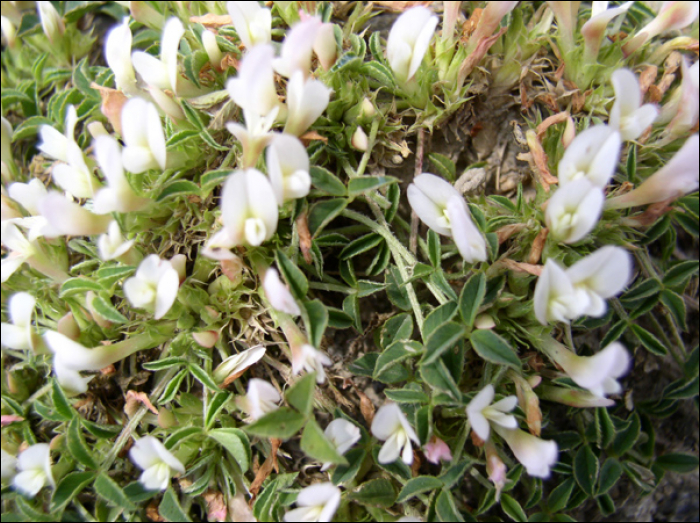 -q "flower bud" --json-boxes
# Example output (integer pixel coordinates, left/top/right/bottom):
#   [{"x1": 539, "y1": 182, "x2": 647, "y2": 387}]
[
  {"x1": 386, "y1": 6, "x2": 438, "y2": 83},
  {"x1": 623, "y1": 1, "x2": 699, "y2": 56},
  {"x1": 37, "y1": 1, "x2": 64, "y2": 45},
  {"x1": 351, "y1": 126, "x2": 369, "y2": 151},
  {"x1": 474, "y1": 314, "x2": 496, "y2": 330},
  {"x1": 424, "y1": 436, "x2": 453, "y2": 464},
  {"x1": 202, "y1": 30, "x2": 222, "y2": 68},
  {"x1": 485, "y1": 441, "x2": 507, "y2": 501},
  {"x1": 1, "y1": 15, "x2": 16, "y2": 48},
  {"x1": 314, "y1": 22, "x2": 338, "y2": 70}
]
